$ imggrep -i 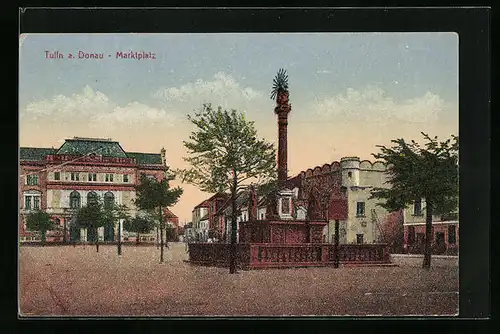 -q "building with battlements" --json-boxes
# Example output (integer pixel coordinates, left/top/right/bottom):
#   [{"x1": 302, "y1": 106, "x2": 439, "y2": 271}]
[{"x1": 205, "y1": 156, "x2": 392, "y2": 245}]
